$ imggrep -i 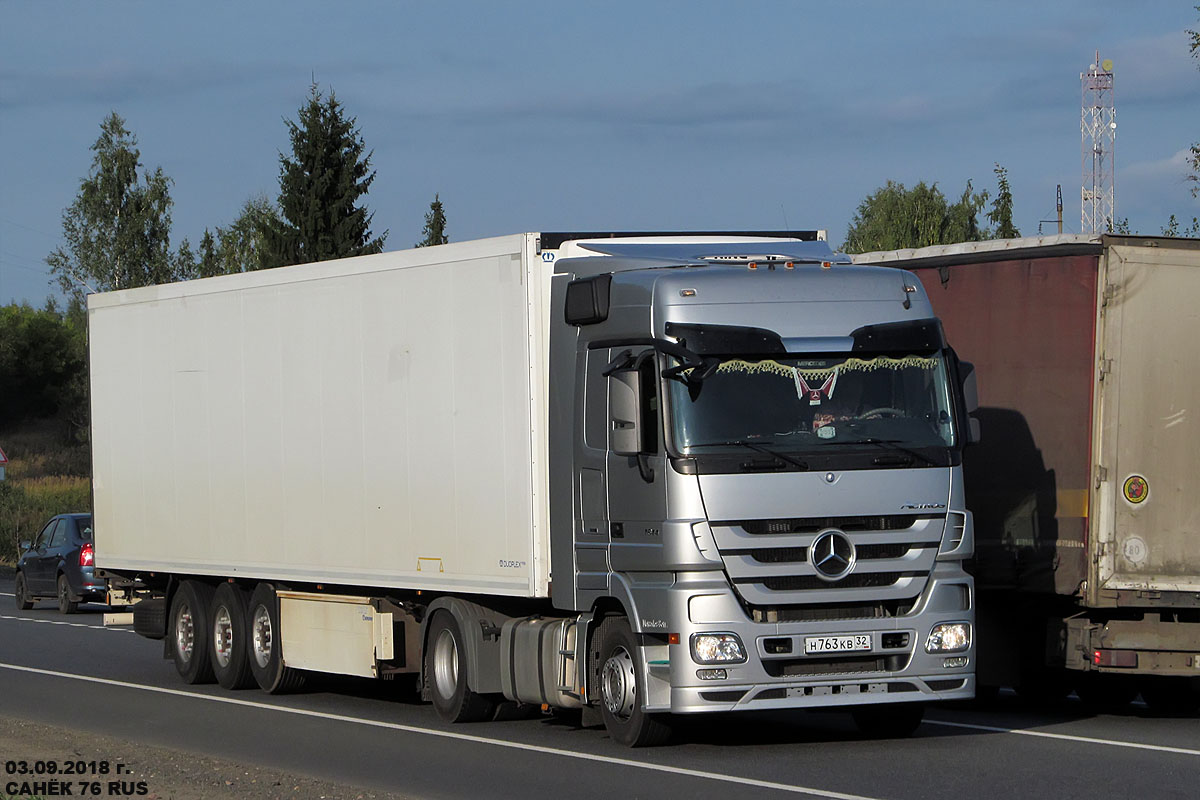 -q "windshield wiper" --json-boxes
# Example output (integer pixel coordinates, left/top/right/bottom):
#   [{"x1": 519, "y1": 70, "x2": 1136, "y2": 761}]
[
  {"x1": 845, "y1": 437, "x2": 941, "y2": 467},
  {"x1": 689, "y1": 440, "x2": 809, "y2": 471}
]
